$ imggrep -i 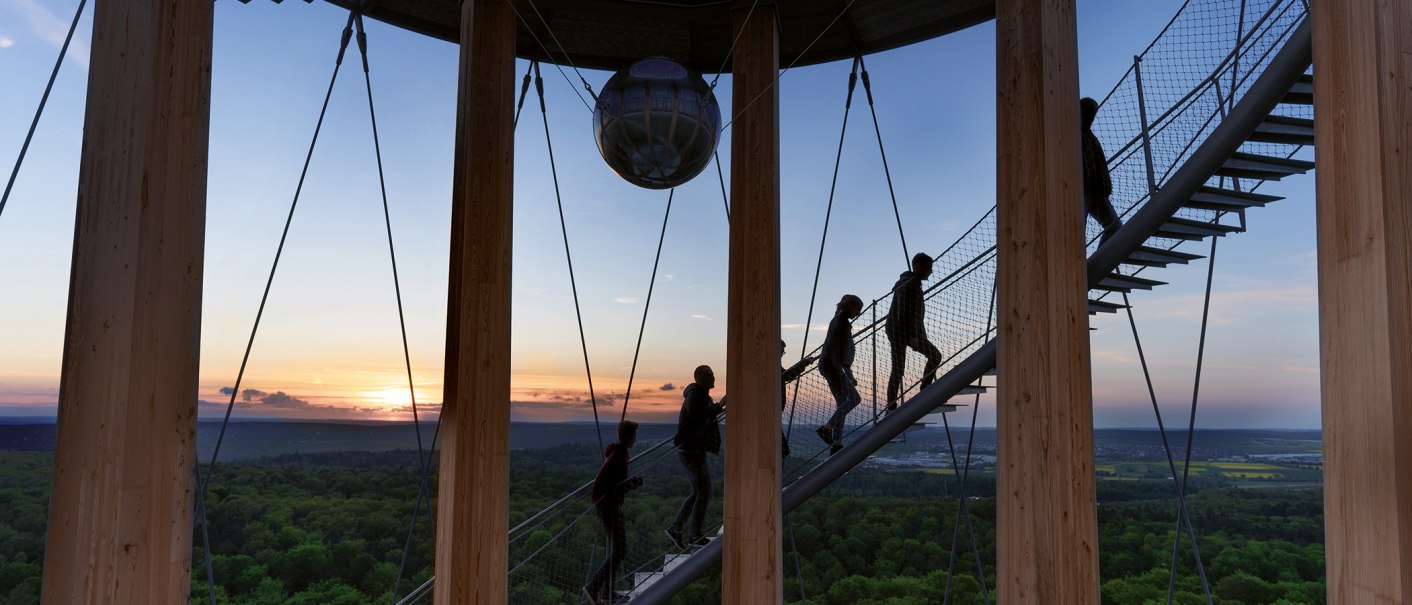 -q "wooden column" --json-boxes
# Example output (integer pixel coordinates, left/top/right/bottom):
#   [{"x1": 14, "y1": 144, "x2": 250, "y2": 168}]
[
  {"x1": 994, "y1": 0, "x2": 1099, "y2": 603},
  {"x1": 1312, "y1": 1, "x2": 1412, "y2": 602},
  {"x1": 723, "y1": 4, "x2": 783, "y2": 604},
  {"x1": 433, "y1": 0, "x2": 516, "y2": 603},
  {"x1": 40, "y1": 0, "x2": 213, "y2": 603}
]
